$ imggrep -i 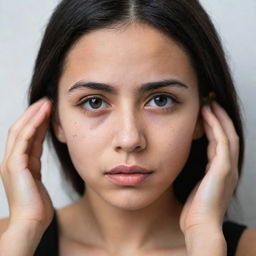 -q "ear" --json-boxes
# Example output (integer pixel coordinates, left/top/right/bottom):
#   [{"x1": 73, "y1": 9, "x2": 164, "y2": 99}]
[
  {"x1": 51, "y1": 111, "x2": 67, "y2": 143},
  {"x1": 192, "y1": 110, "x2": 205, "y2": 140},
  {"x1": 193, "y1": 92, "x2": 216, "y2": 140},
  {"x1": 193, "y1": 96, "x2": 207, "y2": 140}
]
